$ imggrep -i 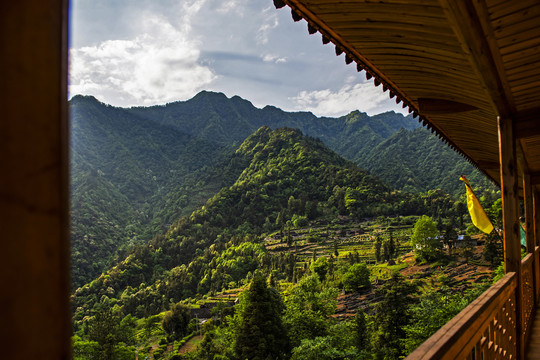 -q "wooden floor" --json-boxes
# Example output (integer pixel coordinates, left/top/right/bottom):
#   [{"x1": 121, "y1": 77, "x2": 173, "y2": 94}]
[{"x1": 527, "y1": 309, "x2": 540, "y2": 359}]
